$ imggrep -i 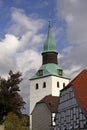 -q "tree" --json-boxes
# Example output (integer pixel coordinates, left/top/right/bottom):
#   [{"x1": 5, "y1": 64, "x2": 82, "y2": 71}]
[
  {"x1": 4, "y1": 112, "x2": 25, "y2": 130},
  {"x1": 21, "y1": 114, "x2": 29, "y2": 127},
  {"x1": 4, "y1": 112, "x2": 29, "y2": 130},
  {"x1": 0, "y1": 70, "x2": 25, "y2": 122}
]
